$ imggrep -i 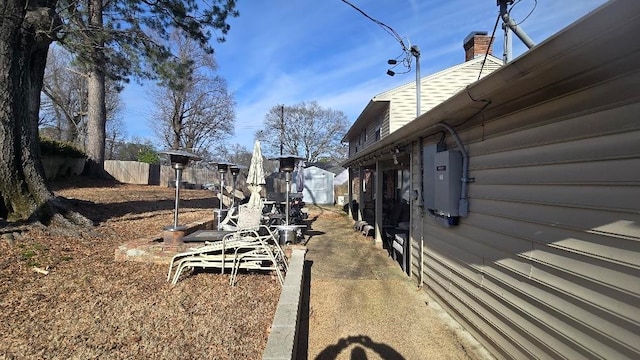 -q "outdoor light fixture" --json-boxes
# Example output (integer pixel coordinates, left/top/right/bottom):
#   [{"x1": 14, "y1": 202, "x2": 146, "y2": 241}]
[
  {"x1": 410, "y1": 45, "x2": 421, "y2": 117},
  {"x1": 210, "y1": 161, "x2": 233, "y2": 227},
  {"x1": 385, "y1": 45, "x2": 421, "y2": 117},
  {"x1": 279, "y1": 157, "x2": 297, "y2": 173},
  {"x1": 216, "y1": 162, "x2": 229, "y2": 174},
  {"x1": 160, "y1": 149, "x2": 201, "y2": 231},
  {"x1": 271, "y1": 154, "x2": 304, "y2": 225}
]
